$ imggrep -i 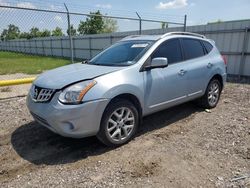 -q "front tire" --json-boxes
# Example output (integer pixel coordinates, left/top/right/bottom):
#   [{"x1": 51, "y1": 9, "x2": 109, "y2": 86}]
[
  {"x1": 97, "y1": 99, "x2": 139, "y2": 147},
  {"x1": 199, "y1": 79, "x2": 222, "y2": 109}
]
